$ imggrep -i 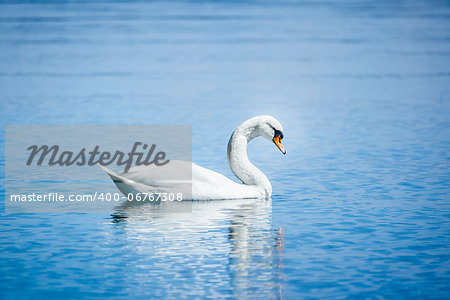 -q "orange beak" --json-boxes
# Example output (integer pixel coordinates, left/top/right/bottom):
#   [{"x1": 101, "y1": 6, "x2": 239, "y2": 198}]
[{"x1": 273, "y1": 135, "x2": 286, "y2": 154}]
